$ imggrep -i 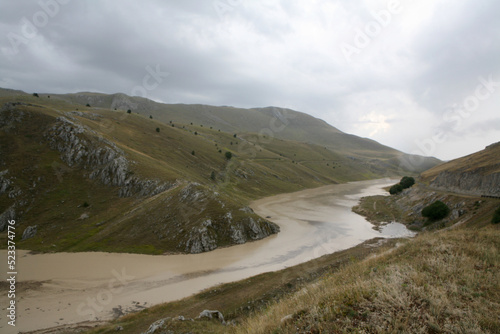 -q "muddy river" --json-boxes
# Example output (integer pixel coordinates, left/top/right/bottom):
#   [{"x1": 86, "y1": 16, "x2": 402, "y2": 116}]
[{"x1": 0, "y1": 178, "x2": 414, "y2": 333}]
